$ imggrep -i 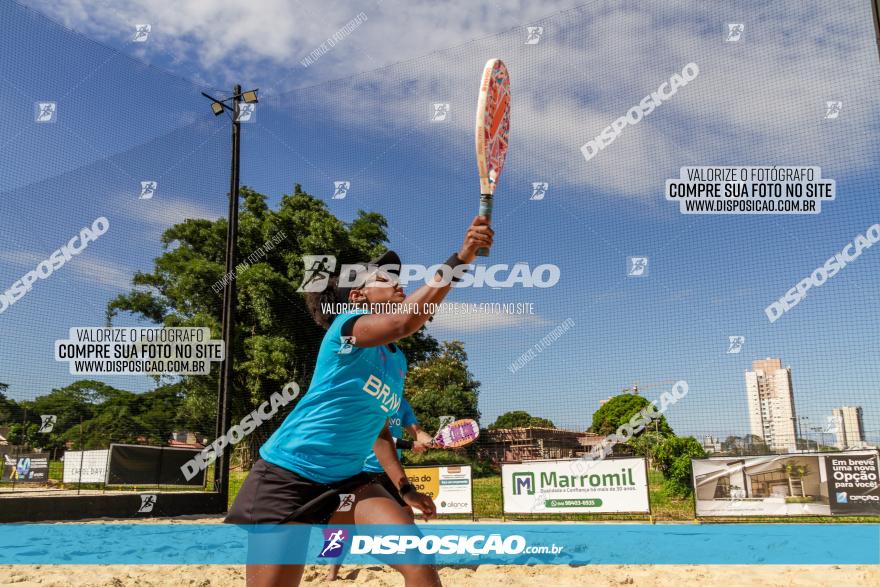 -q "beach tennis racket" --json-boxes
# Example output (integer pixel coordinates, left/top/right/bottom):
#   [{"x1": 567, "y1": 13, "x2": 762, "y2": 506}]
[
  {"x1": 432, "y1": 418, "x2": 480, "y2": 448},
  {"x1": 474, "y1": 58, "x2": 511, "y2": 256}
]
